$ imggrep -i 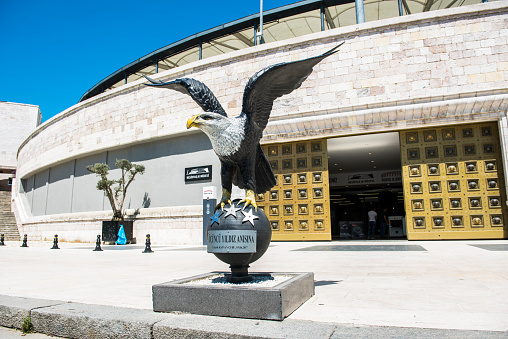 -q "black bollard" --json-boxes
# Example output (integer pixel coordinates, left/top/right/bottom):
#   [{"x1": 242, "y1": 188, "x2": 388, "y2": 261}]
[
  {"x1": 21, "y1": 234, "x2": 28, "y2": 247},
  {"x1": 51, "y1": 234, "x2": 59, "y2": 249},
  {"x1": 142, "y1": 234, "x2": 154, "y2": 253},
  {"x1": 93, "y1": 235, "x2": 103, "y2": 251},
  {"x1": 0, "y1": 234, "x2": 4, "y2": 246}
]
